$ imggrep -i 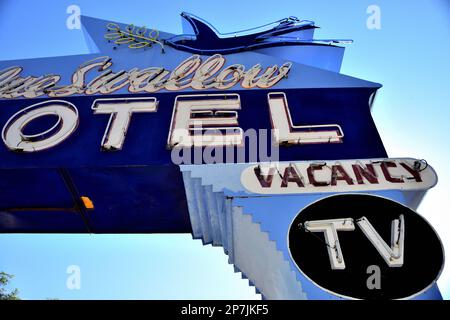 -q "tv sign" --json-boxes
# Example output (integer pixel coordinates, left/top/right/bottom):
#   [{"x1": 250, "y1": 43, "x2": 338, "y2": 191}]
[{"x1": 288, "y1": 194, "x2": 444, "y2": 299}]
